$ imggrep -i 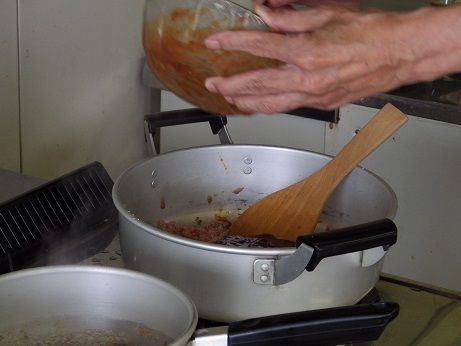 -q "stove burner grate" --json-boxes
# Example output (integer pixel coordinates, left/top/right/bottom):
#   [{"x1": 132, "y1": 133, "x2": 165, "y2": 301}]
[{"x1": 0, "y1": 162, "x2": 117, "y2": 273}]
